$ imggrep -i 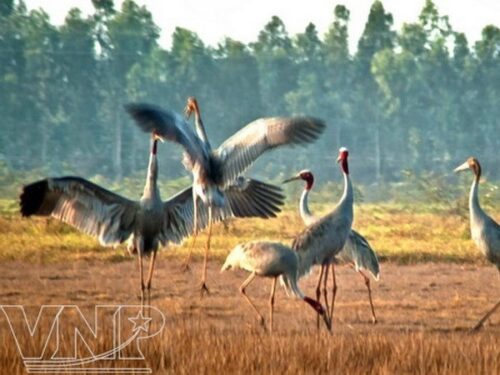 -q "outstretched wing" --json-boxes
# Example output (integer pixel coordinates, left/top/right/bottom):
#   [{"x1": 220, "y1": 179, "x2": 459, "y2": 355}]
[
  {"x1": 161, "y1": 178, "x2": 285, "y2": 244},
  {"x1": 215, "y1": 116, "x2": 326, "y2": 185},
  {"x1": 19, "y1": 177, "x2": 139, "y2": 246},
  {"x1": 125, "y1": 103, "x2": 209, "y2": 170},
  {"x1": 224, "y1": 177, "x2": 284, "y2": 219}
]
